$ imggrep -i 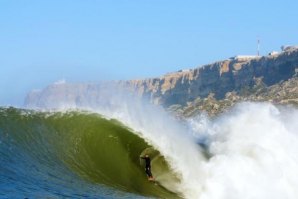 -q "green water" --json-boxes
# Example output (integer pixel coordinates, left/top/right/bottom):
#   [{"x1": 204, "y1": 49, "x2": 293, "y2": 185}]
[{"x1": 0, "y1": 107, "x2": 180, "y2": 198}]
